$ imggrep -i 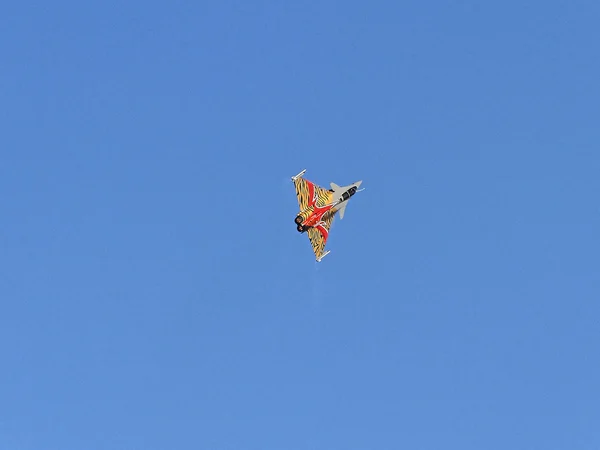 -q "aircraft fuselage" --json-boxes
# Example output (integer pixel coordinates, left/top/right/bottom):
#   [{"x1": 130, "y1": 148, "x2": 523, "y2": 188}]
[{"x1": 294, "y1": 186, "x2": 358, "y2": 233}]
